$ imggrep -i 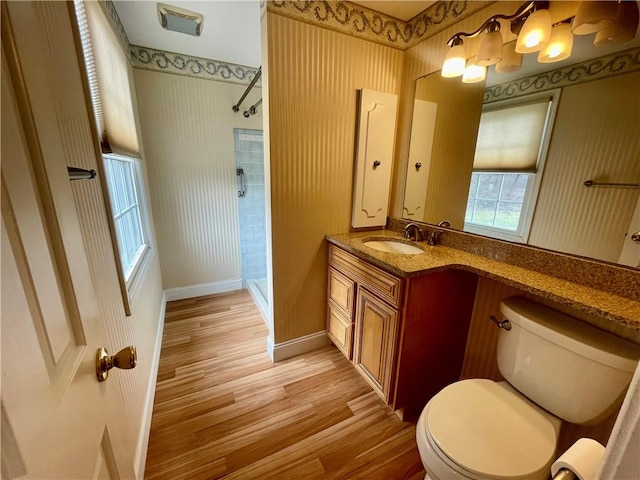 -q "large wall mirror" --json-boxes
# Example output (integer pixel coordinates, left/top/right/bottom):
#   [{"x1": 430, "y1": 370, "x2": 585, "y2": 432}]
[{"x1": 402, "y1": 33, "x2": 640, "y2": 268}]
